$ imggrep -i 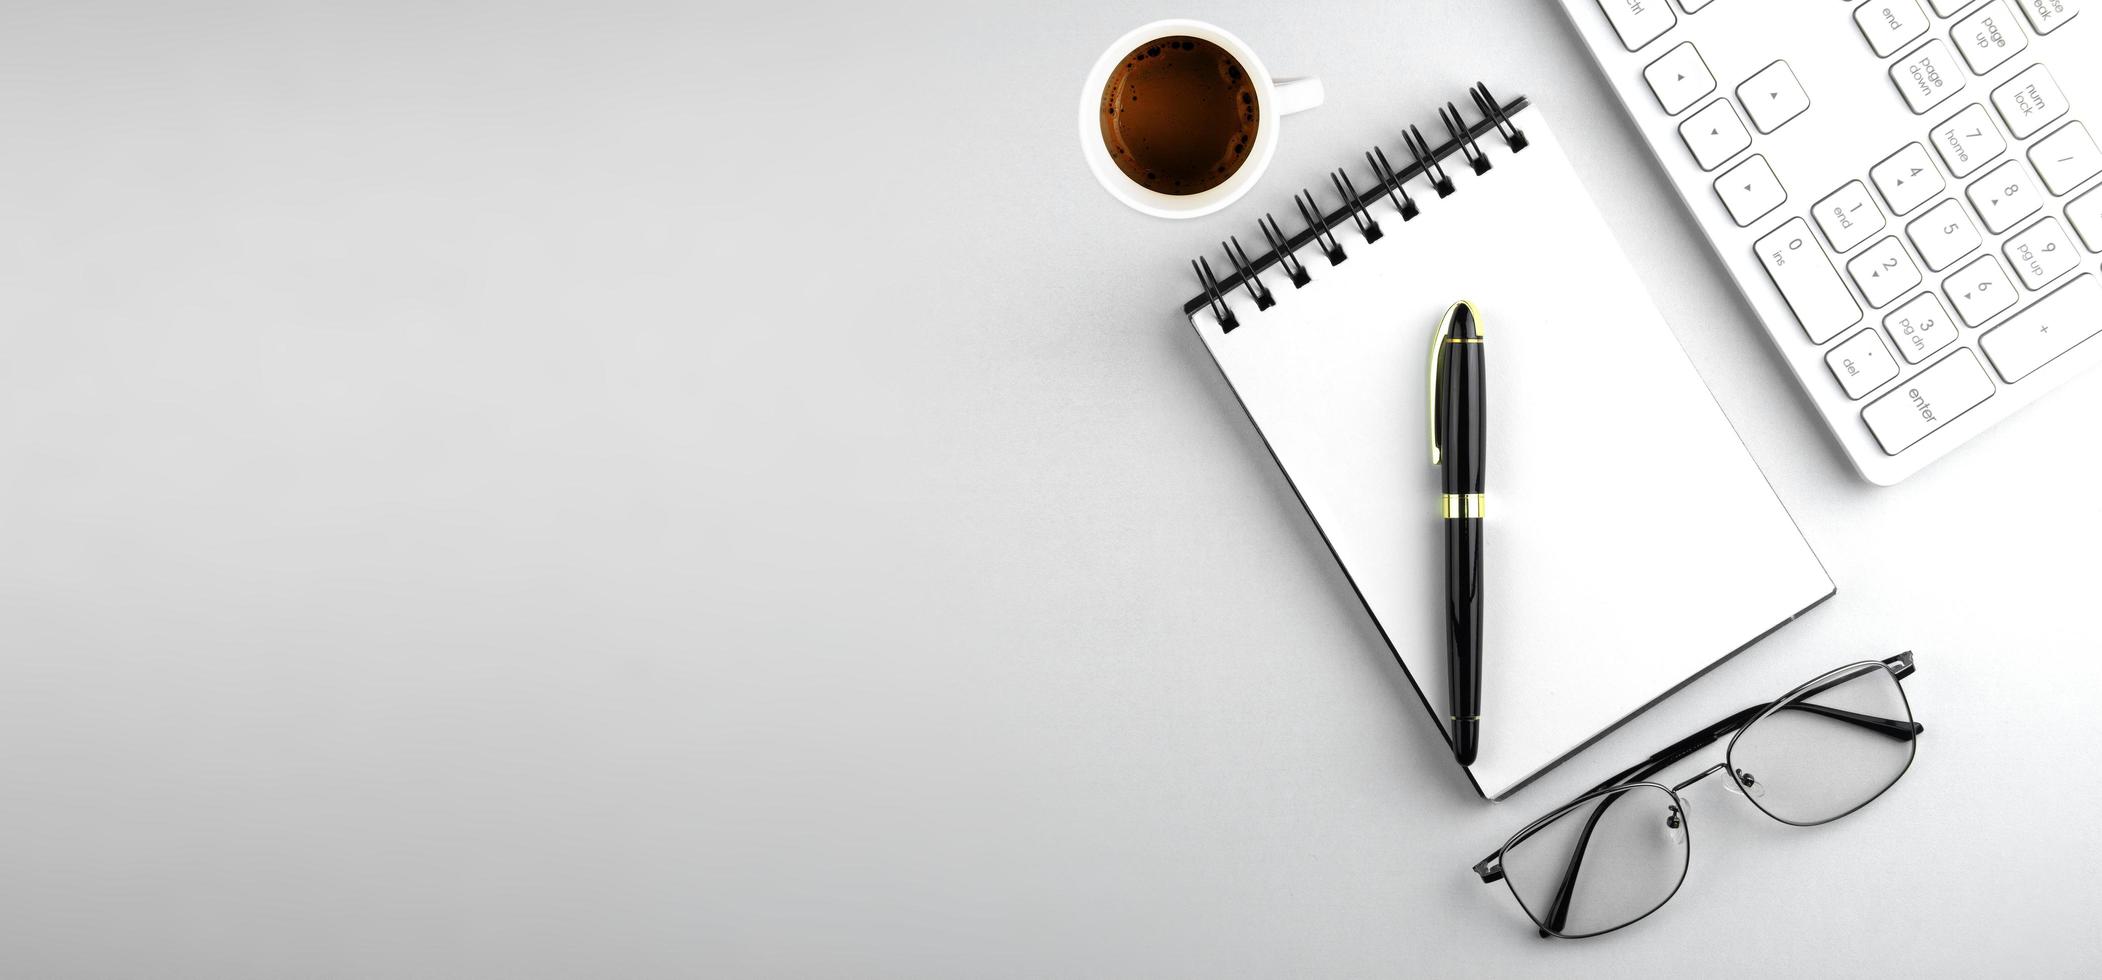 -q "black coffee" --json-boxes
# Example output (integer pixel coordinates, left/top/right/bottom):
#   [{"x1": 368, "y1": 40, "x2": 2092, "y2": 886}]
[{"x1": 1098, "y1": 36, "x2": 1258, "y2": 195}]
